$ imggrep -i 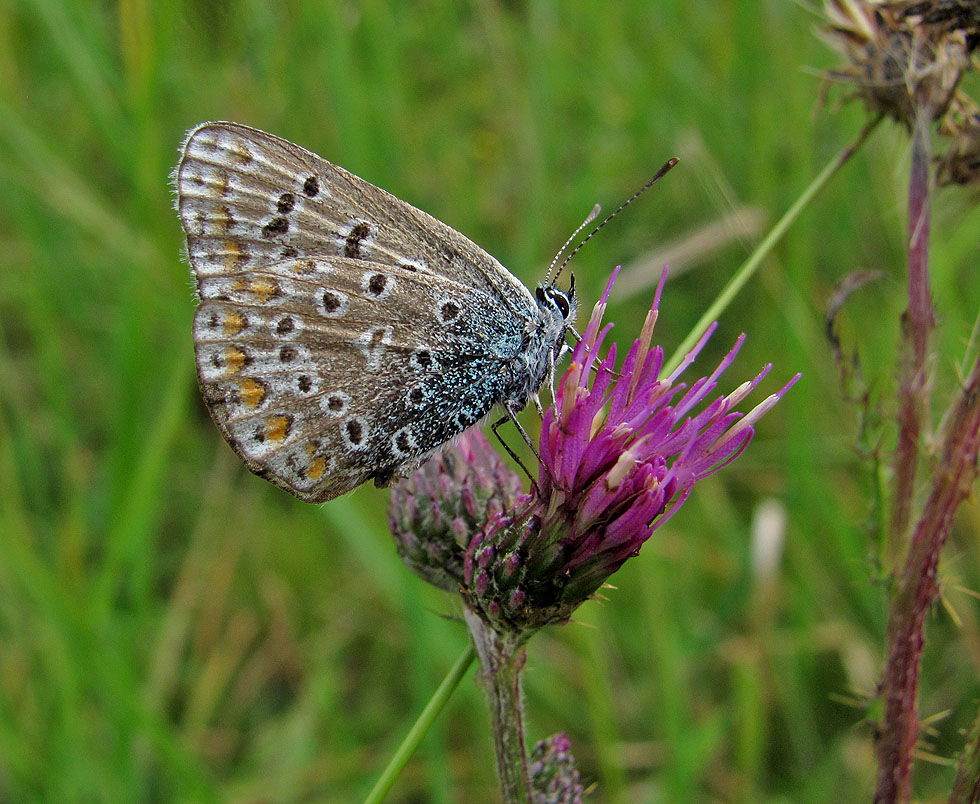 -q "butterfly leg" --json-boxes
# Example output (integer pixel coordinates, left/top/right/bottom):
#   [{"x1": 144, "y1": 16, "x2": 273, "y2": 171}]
[
  {"x1": 548, "y1": 330, "x2": 578, "y2": 404},
  {"x1": 544, "y1": 350, "x2": 559, "y2": 406},
  {"x1": 532, "y1": 392, "x2": 545, "y2": 417},
  {"x1": 491, "y1": 409, "x2": 540, "y2": 491}
]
